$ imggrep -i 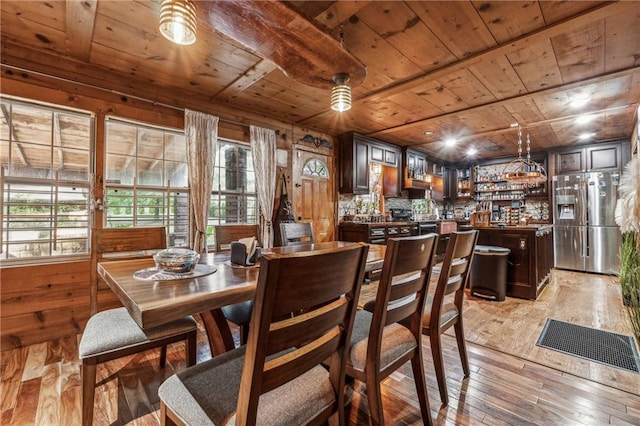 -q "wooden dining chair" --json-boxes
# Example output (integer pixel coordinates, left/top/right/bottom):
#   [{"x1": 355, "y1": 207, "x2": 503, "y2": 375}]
[
  {"x1": 158, "y1": 242, "x2": 369, "y2": 426},
  {"x1": 214, "y1": 224, "x2": 260, "y2": 346},
  {"x1": 422, "y1": 230, "x2": 478, "y2": 406},
  {"x1": 279, "y1": 221, "x2": 314, "y2": 246},
  {"x1": 347, "y1": 234, "x2": 439, "y2": 426},
  {"x1": 78, "y1": 227, "x2": 197, "y2": 426}
]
